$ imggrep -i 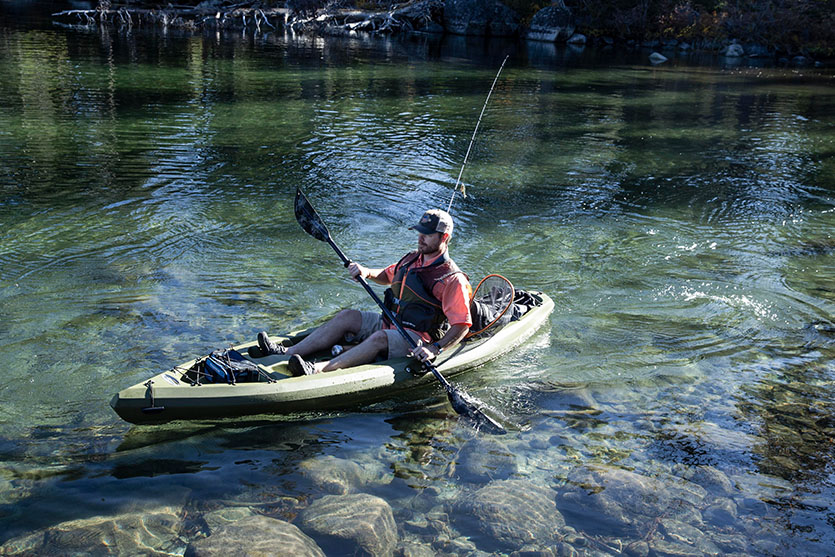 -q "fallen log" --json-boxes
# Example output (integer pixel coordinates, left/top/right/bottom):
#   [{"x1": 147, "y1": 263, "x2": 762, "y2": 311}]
[
  {"x1": 52, "y1": 0, "x2": 443, "y2": 36},
  {"x1": 52, "y1": 4, "x2": 287, "y2": 30}
]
